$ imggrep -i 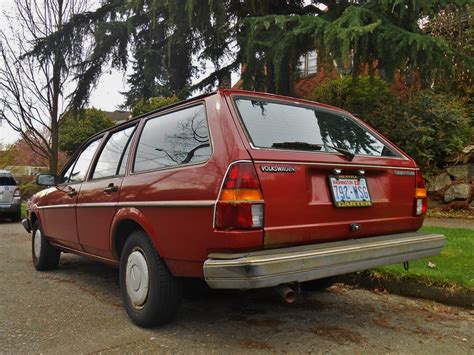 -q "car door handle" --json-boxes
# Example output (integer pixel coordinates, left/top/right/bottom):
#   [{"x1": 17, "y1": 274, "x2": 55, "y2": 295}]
[
  {"x1": 103, "y1": 184, "x2": 119, "y2": 193},
  {"x1": 67, "y1": 189, "x2": 78, "y2": 197}
]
